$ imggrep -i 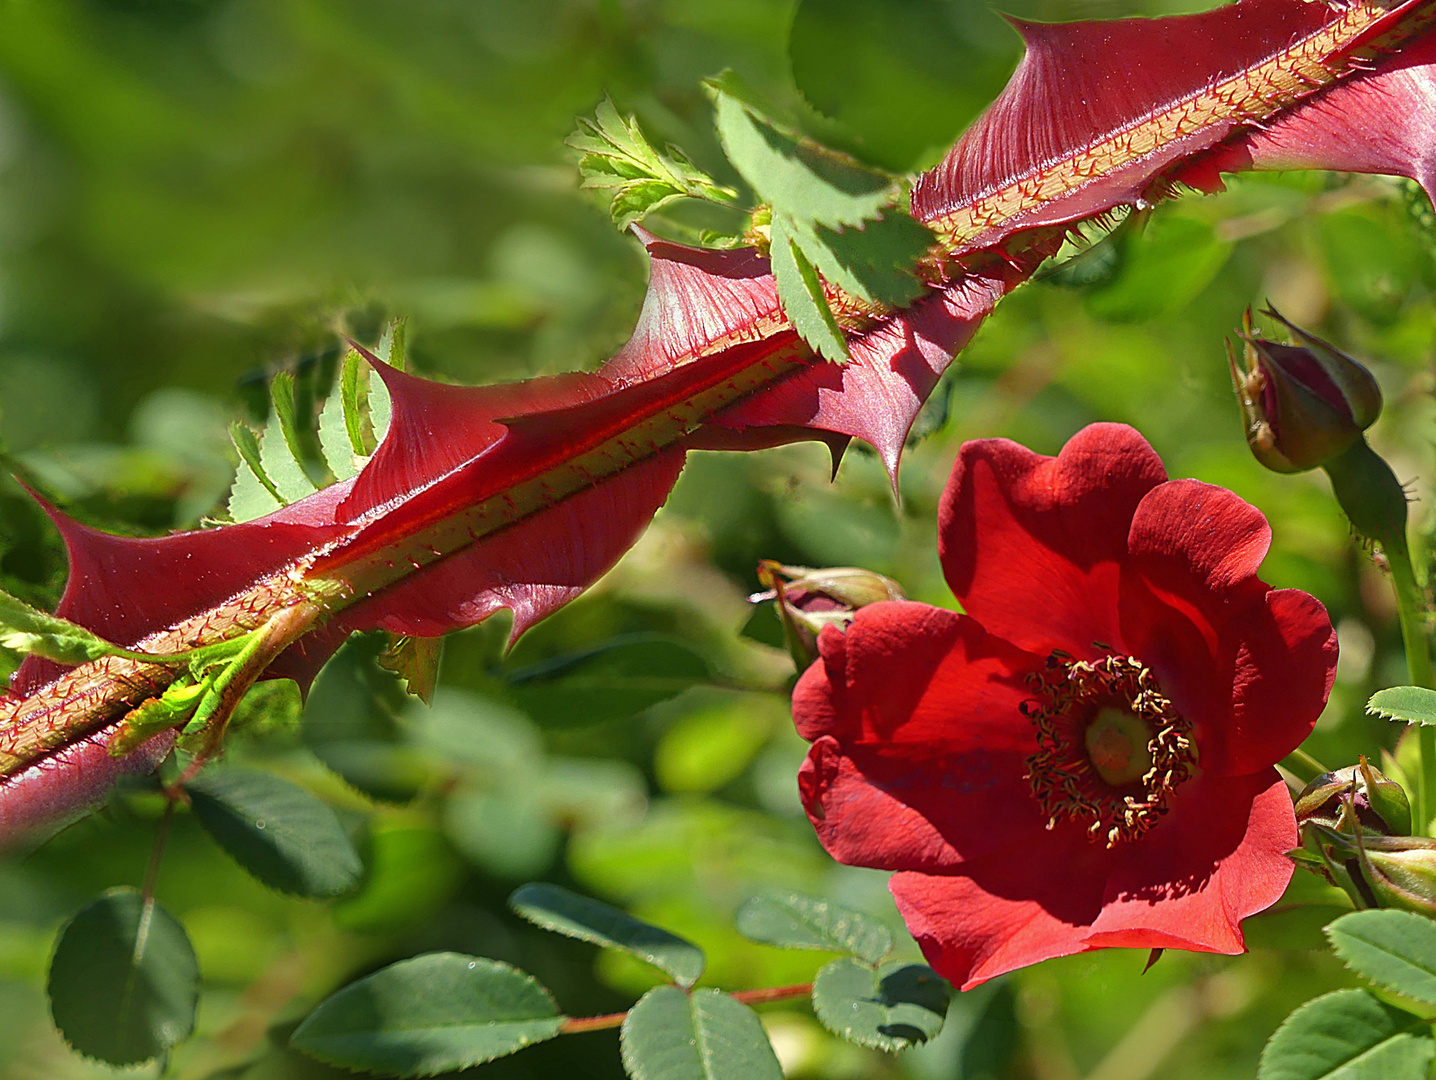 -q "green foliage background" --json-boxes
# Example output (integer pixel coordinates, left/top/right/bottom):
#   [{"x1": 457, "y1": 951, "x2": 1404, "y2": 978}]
[{"x1": 0, "y1": 0, "x2": 1432, "y2": 1077}]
